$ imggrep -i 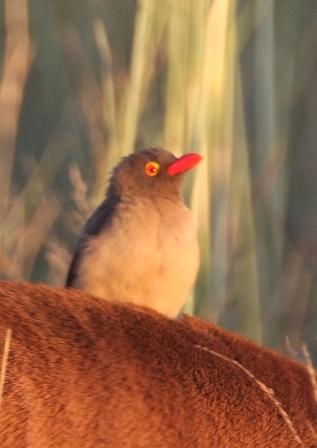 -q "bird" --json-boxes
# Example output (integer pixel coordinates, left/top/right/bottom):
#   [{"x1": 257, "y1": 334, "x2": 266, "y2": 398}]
[{"x1": 66, "y1": 147, "x2": 202, "y2": 318}]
